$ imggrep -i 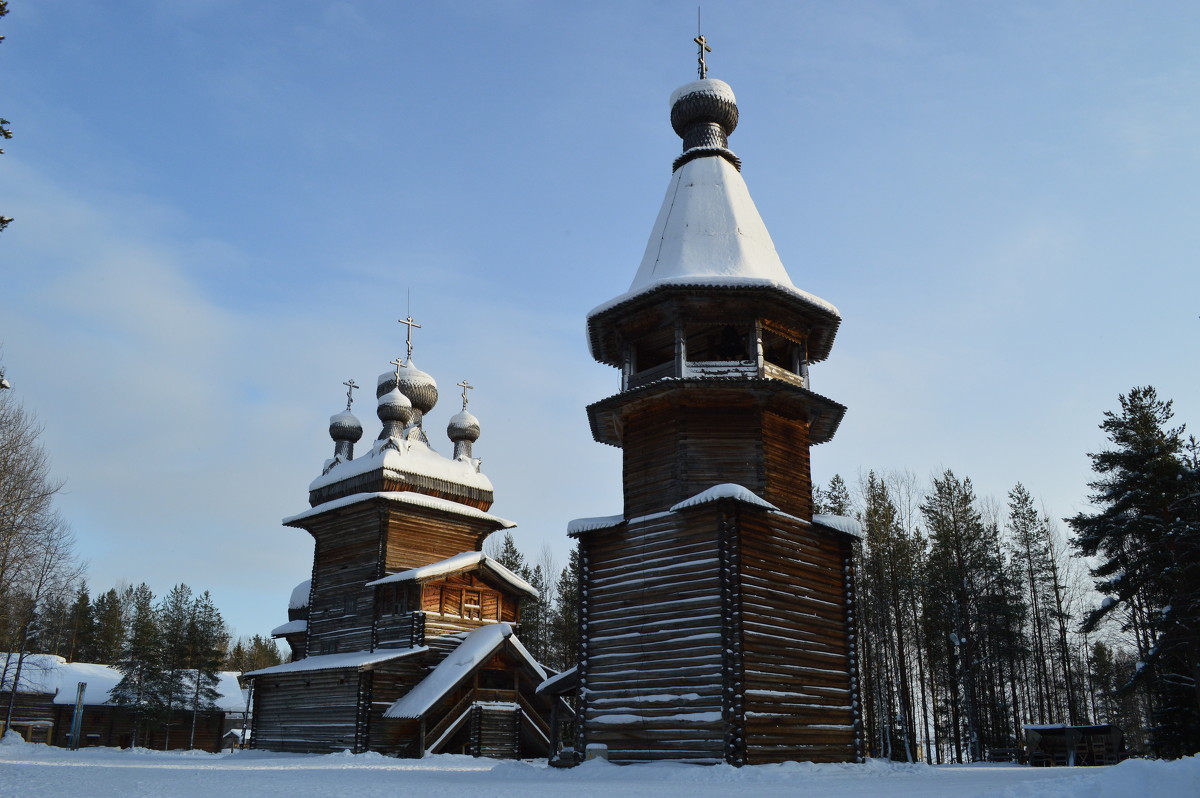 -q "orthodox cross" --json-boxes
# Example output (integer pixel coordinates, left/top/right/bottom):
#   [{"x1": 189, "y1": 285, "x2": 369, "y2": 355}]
[
  {"x1": 342, "y1": 378, "x2": 359, "y2": 411},
  {"x1": 398, "y1": 315, "x2": 422, "y2": 364},
  {"x1": 457, "y1": 379, "x2": 474, "y2": 409},
  {"x1": 695, "y1": 35, "x2": 712, "y2": 79},
  {"x1": 389, "y1": 356, "x2": 404, "y2": 383}
]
